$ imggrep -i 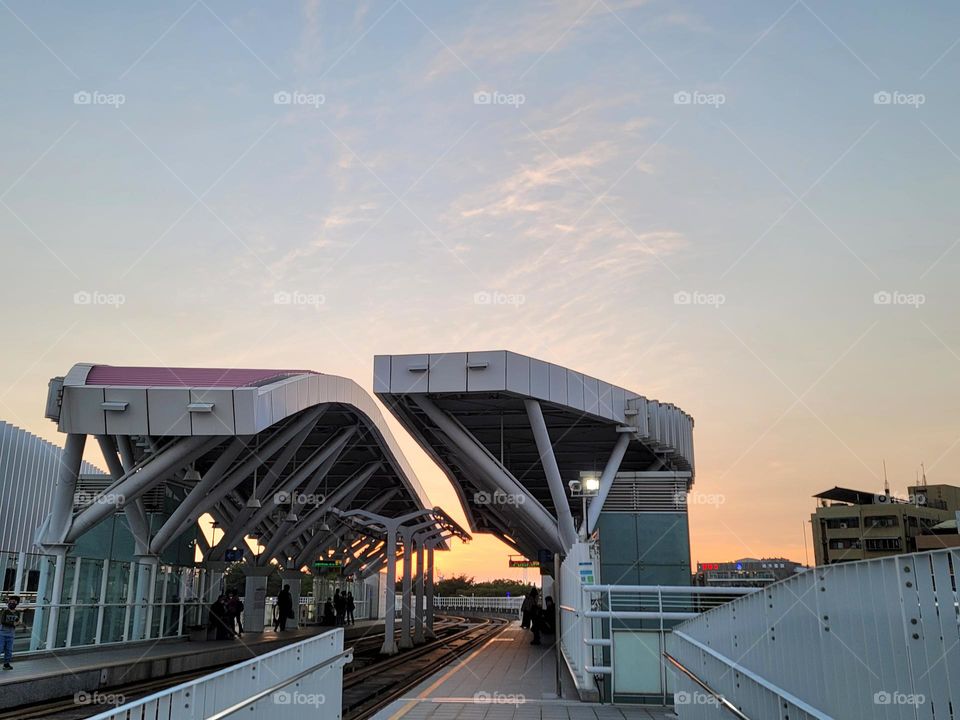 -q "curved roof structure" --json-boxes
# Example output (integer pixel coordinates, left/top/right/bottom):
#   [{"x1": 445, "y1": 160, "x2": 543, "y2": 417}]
[
  {"x1": 374, "y1": 350, "x2": 695, "y2": 558},
  {"x1": 43, "y1": 363, "x2": 433, "y2": 572}
]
